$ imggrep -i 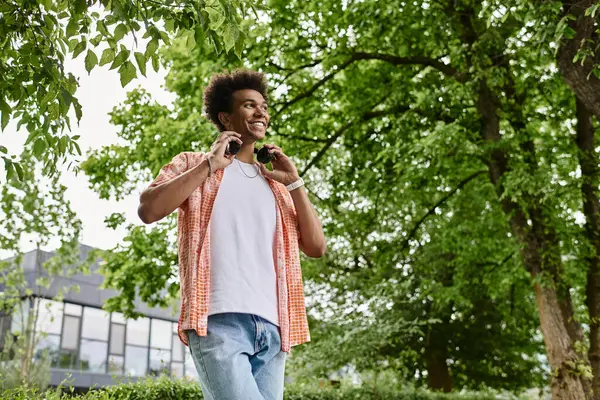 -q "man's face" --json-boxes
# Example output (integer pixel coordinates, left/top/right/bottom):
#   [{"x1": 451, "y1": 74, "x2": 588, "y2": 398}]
[{"x1": 223, "y1": 89, "x2": 269, "y2": 141}]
